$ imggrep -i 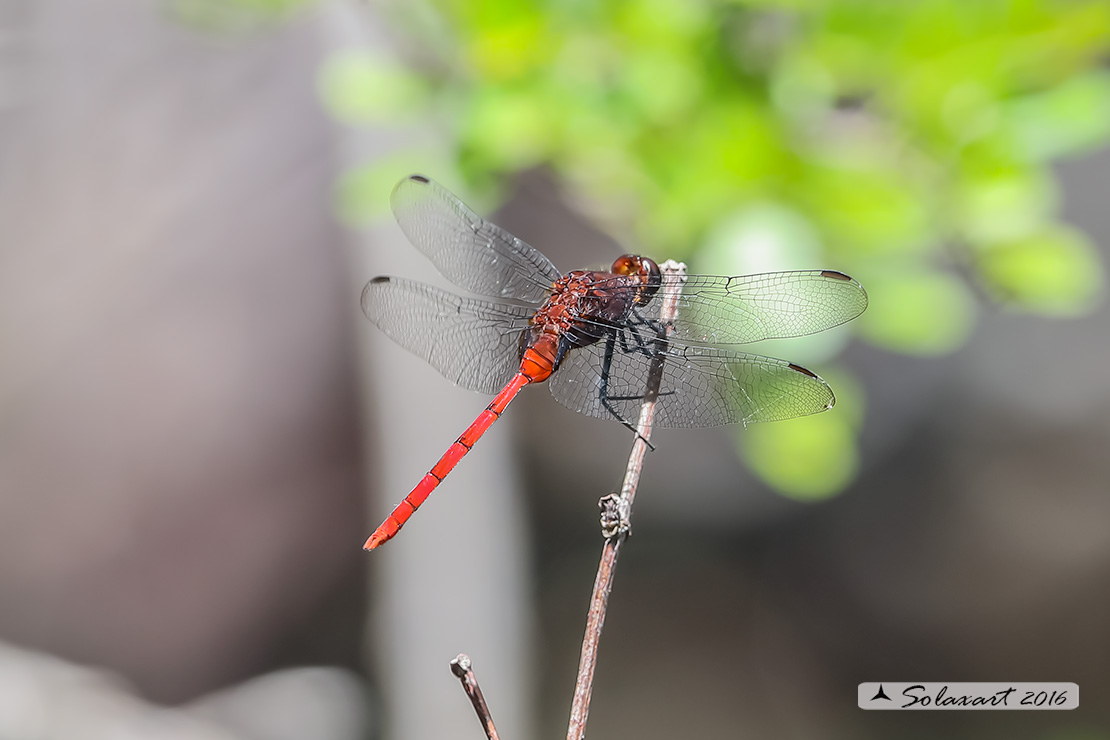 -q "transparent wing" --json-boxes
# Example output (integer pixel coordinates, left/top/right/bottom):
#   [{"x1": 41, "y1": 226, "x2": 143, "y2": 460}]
[
  {"x1": 361, "y1": 276, "x2": 532, "y2": 395},
  {"x1": 547, "y1": 331, "x2": 834, "y2": 428},
  {"x1": 585, "y1": 270, "x2": 868, "y2": 345},
  {"x1": 391, "y1": 174, "x2": 562, "y2": 303}
]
